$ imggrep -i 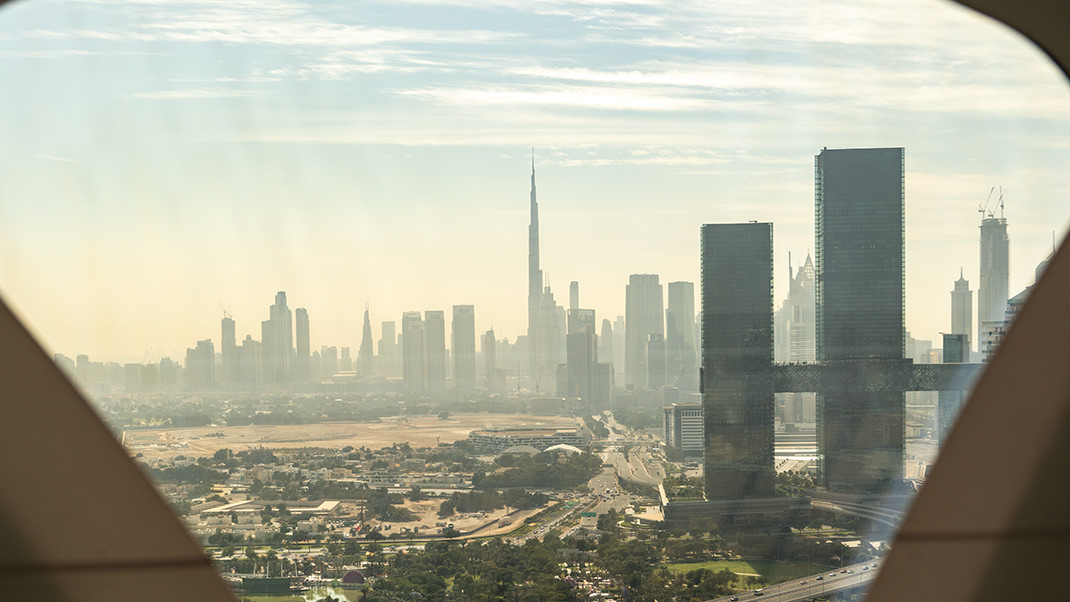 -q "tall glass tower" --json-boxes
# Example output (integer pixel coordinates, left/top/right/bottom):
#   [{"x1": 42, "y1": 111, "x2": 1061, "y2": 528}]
[
  {"x1": 815, "y1": 147, "x2": 906, "y2": 492},
  {"x1": 978, "y1": 214, "x2": 1009, "y2": 346},
  {"x1": 701, "y1": 222, "x2": 775, "y2": 500}
]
